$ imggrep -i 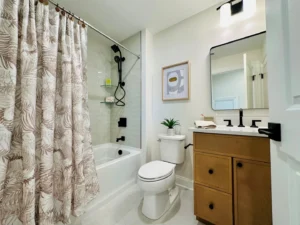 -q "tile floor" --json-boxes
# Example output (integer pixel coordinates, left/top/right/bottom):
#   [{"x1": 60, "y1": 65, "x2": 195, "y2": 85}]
[
  {"x1": 115, "y1": 187, "x2": 204, "y2": 225},
  {"x1": 74, "y1": 184, "x2": 204, "y2": 225}
]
